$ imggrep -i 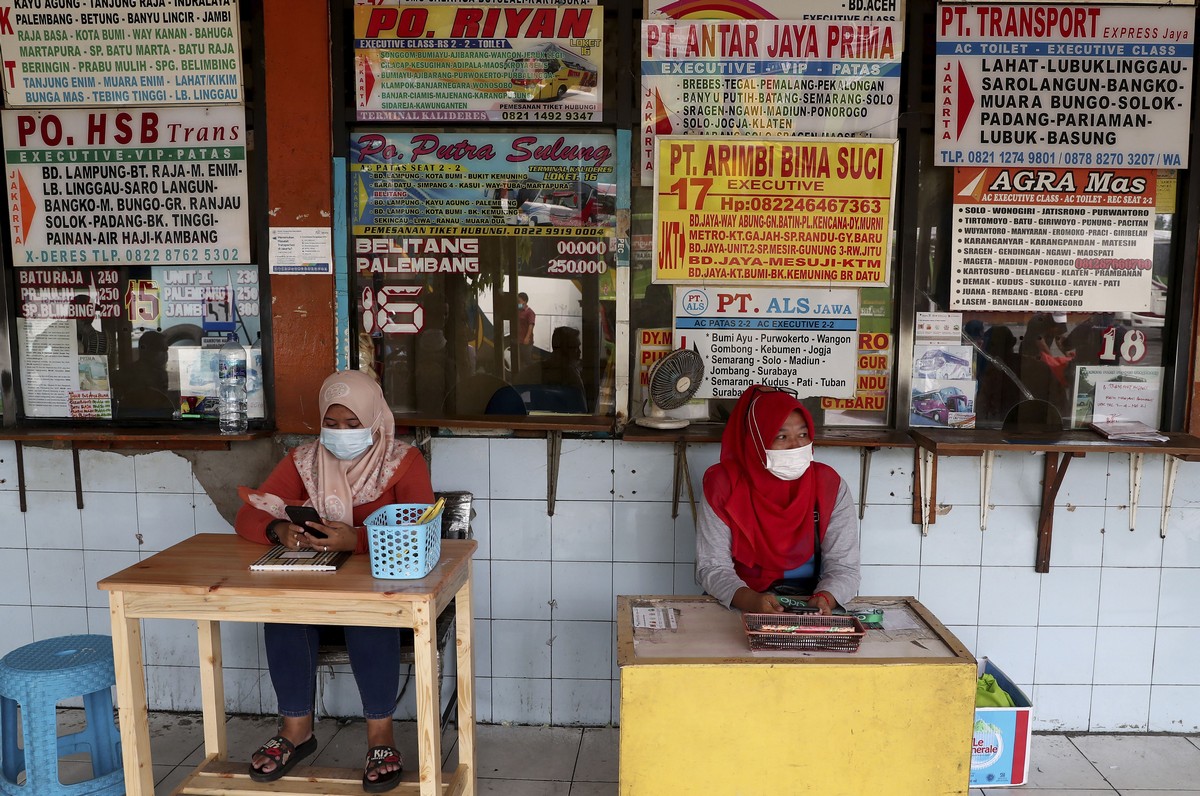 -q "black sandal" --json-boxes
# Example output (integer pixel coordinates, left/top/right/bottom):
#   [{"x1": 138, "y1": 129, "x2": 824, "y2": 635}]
[
  {"x1": 362, "y1": 745, "x2": 403, "y2": 793},
  {"x1": 248, "y1": 734, "x2": 317, "y2": 782}
]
